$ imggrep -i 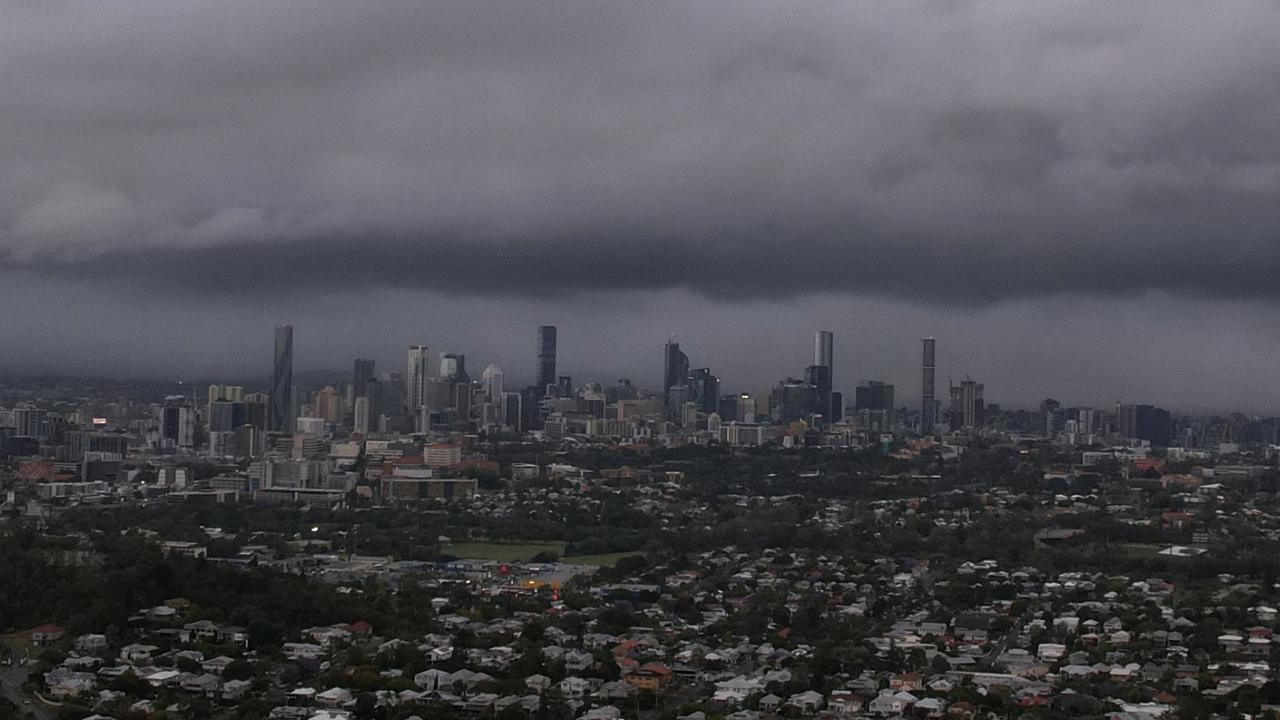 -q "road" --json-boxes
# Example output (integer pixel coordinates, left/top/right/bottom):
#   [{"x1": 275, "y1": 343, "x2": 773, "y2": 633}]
[{"x1": 0, "y1": 640, "x2": 52, "y2": 720}]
